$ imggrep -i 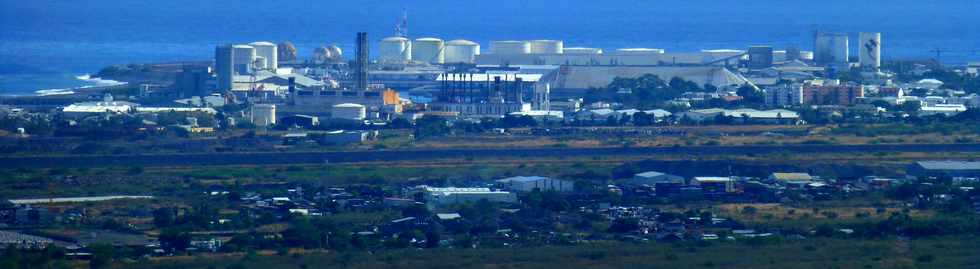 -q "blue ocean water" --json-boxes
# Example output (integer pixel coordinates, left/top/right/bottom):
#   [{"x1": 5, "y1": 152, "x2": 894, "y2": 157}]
[{"x1": 1, "y1": 0, "x2": 979, "y2": 95}]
